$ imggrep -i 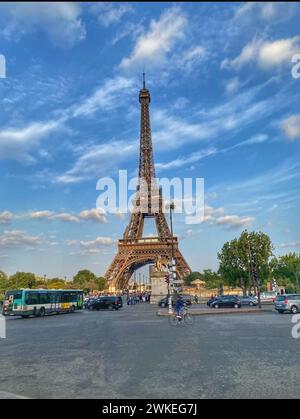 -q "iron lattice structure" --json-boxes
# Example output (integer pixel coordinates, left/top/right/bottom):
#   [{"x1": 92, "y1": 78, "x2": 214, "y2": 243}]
[{"x1": 105, "y1": 77, "x2": 191, "y2": 289}]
